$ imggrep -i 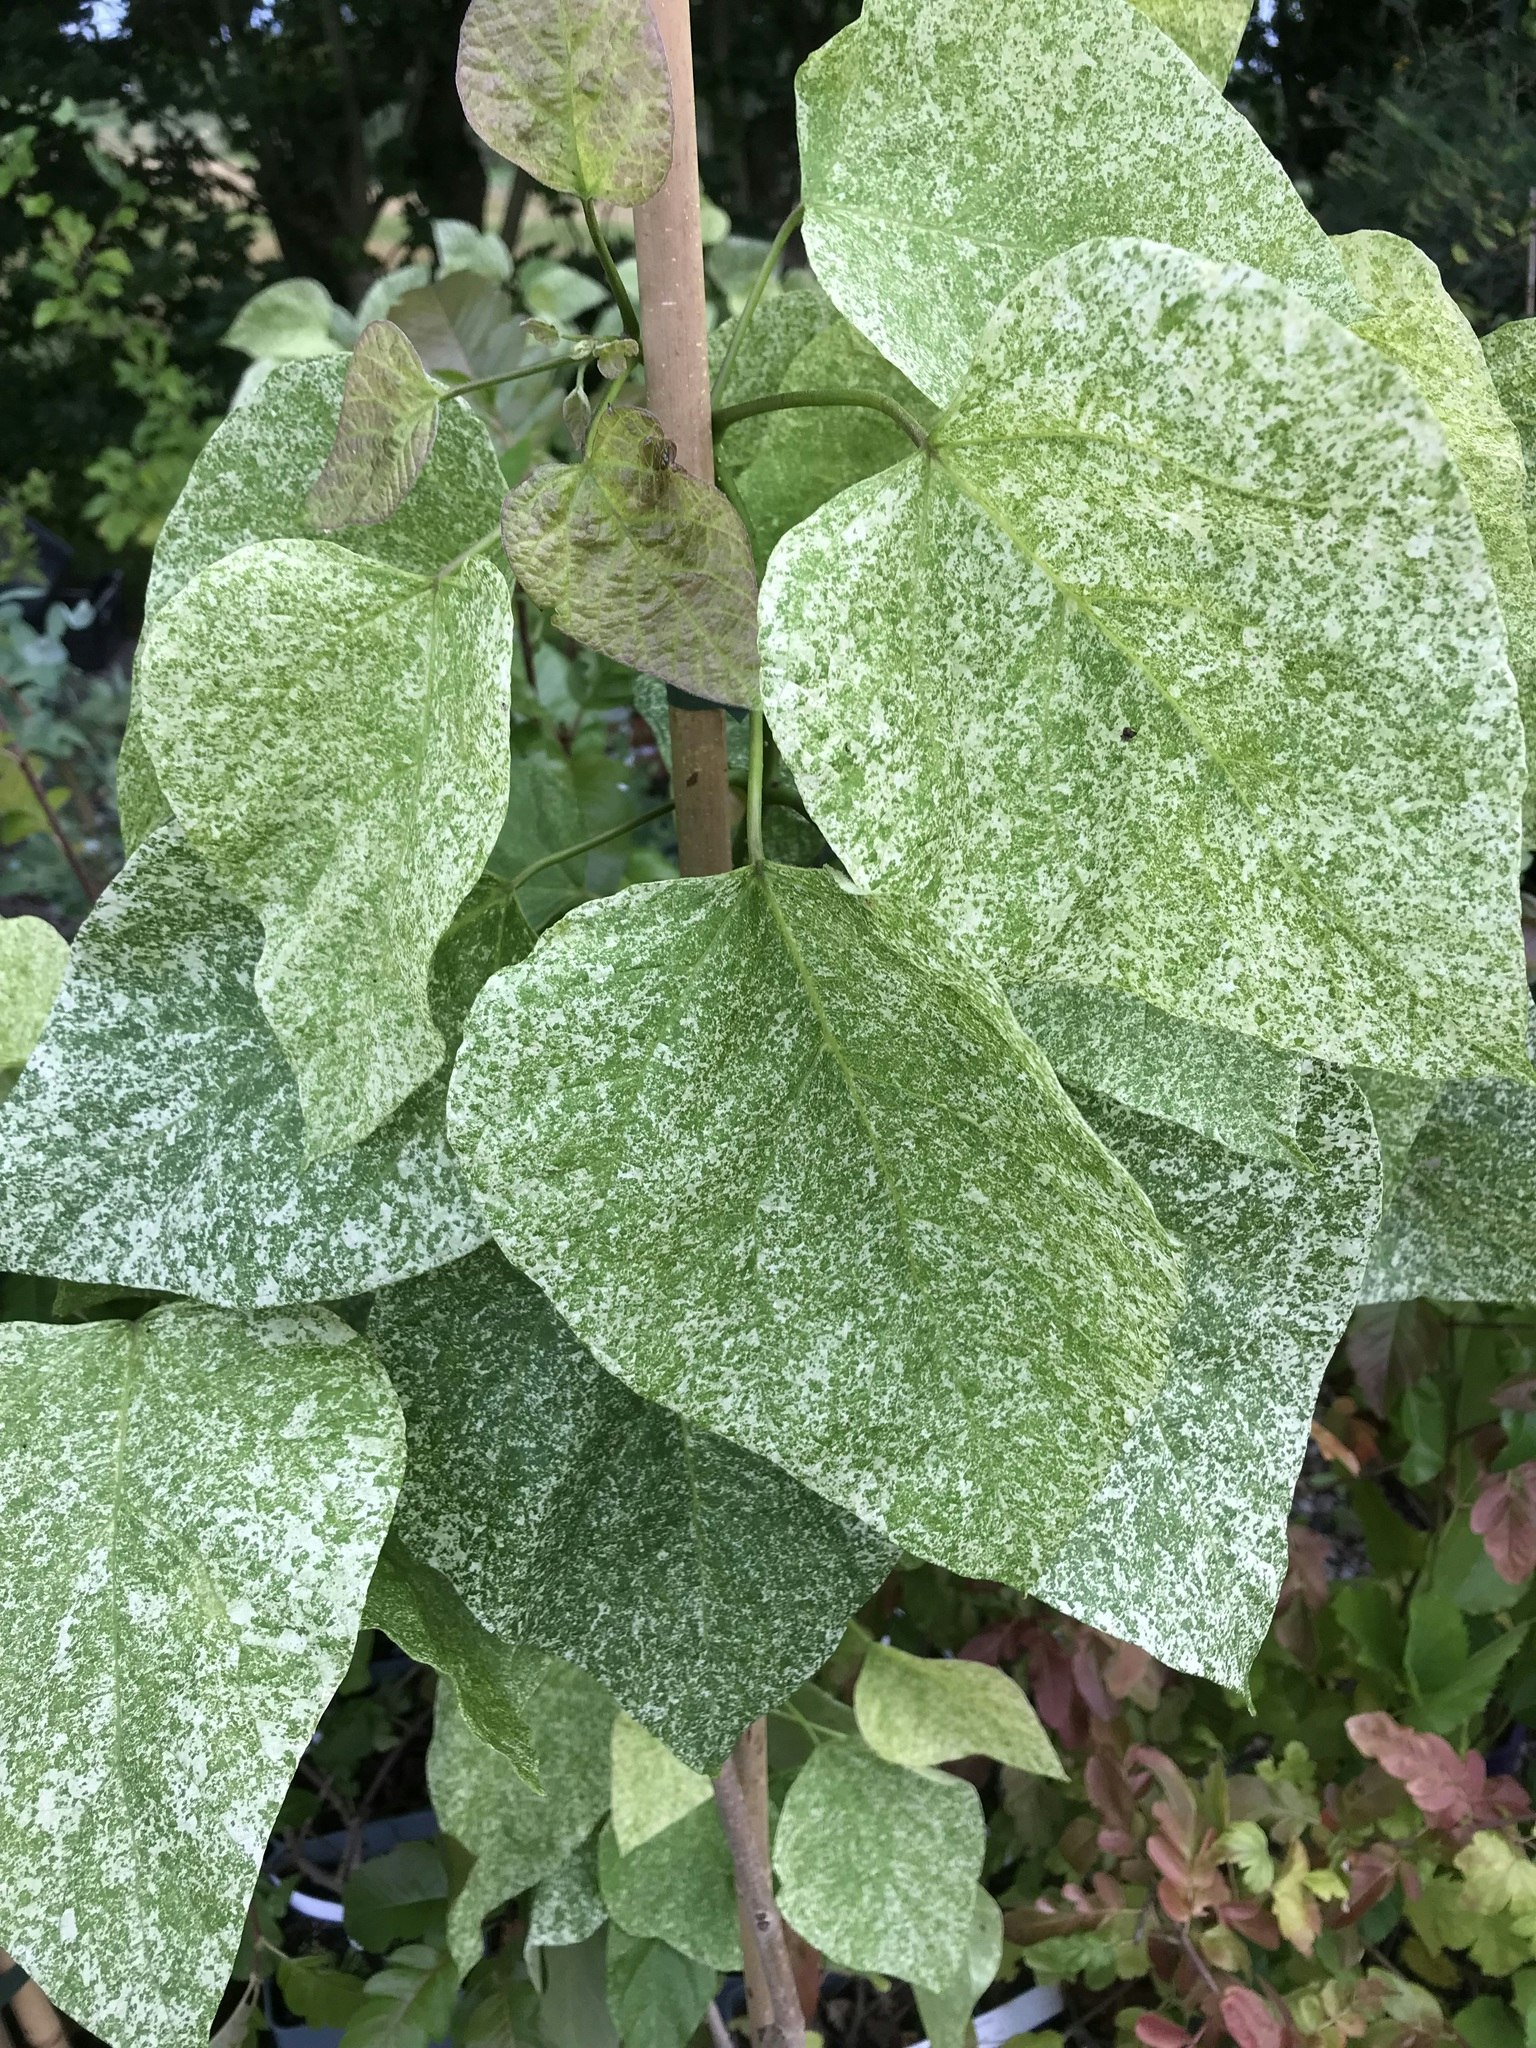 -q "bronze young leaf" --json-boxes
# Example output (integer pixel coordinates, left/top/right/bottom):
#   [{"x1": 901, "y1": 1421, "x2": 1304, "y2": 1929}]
[{"x1": 307, "y1": 320, "x2": 441, "y2": 531}]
